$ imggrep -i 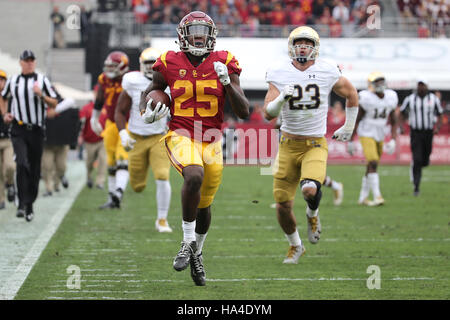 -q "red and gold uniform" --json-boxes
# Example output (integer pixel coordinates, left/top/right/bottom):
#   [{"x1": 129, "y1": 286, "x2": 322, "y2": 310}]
[
  {"x1": 97, "y1": 73, "x2": 129, "y2": 167},
  {"x1": 153, "y1": 50, "x2": 241, "y2": 208}
]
